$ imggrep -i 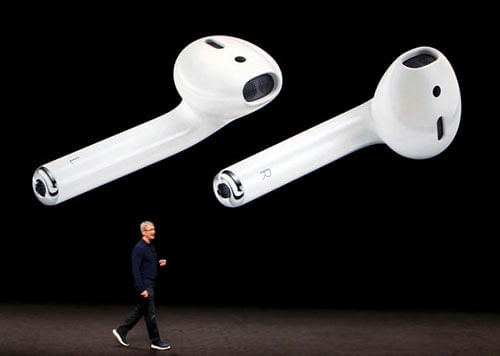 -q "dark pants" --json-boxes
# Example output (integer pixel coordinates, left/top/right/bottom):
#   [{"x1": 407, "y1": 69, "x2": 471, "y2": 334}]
[{"x1": 118, "y1": 287, "x2": 161, "y2": 343}]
